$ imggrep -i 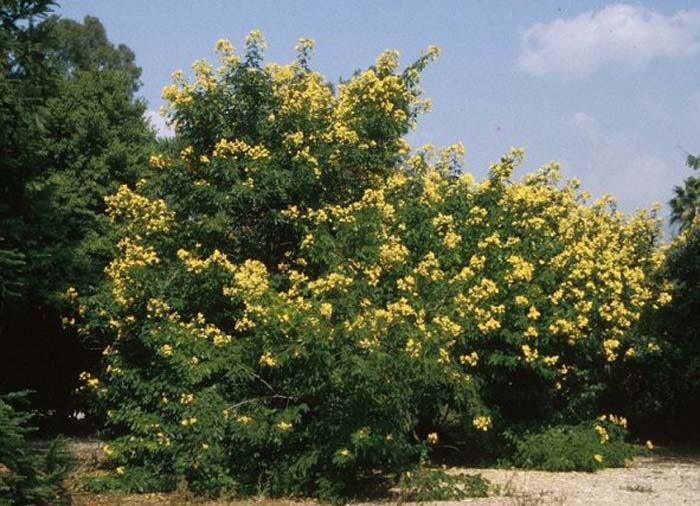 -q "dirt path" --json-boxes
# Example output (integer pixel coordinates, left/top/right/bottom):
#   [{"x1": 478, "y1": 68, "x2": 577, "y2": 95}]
[{"x1": 68, "y1": 441, "x2": 700, "y2": 505}]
